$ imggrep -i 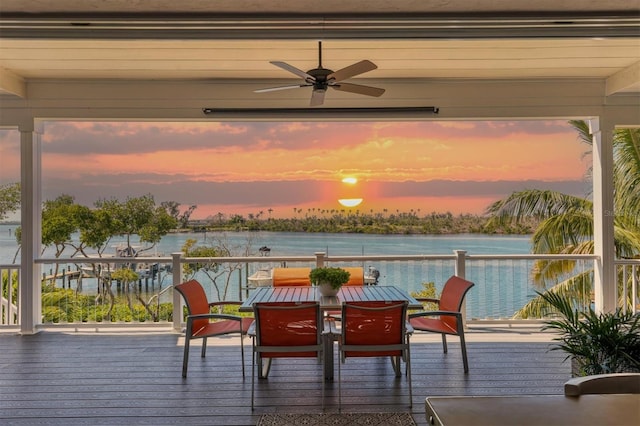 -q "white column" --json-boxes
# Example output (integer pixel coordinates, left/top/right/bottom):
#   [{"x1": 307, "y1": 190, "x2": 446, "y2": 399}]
[
  {"x1": 454, "y1": 250, "x2": 468, "y2": 324},
  {"x1": 19, "y1": 121, "x2": 43, "y2": 334},
  {"x1": 589, "y1": 117, "x2": 617, "y2": 313},
  {"x1": 172, "y1": 252, "x2": 183, "y2": 332}
]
